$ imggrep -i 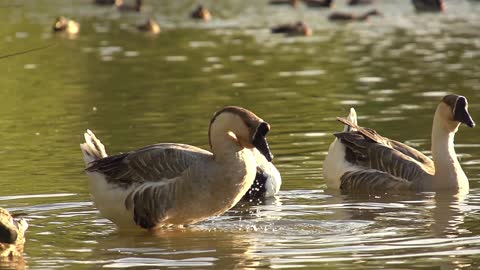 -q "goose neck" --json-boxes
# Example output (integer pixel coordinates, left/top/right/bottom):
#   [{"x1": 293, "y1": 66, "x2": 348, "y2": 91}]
[{"x1": 431, "y1": 111, "x2": 466, "y2": 188}]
